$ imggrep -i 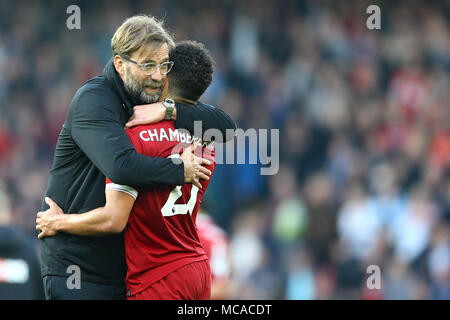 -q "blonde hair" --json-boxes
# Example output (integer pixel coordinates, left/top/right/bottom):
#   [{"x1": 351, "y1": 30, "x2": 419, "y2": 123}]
[{"x1": 111, "y1": 15, "x2": 175, "y2": 58}]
